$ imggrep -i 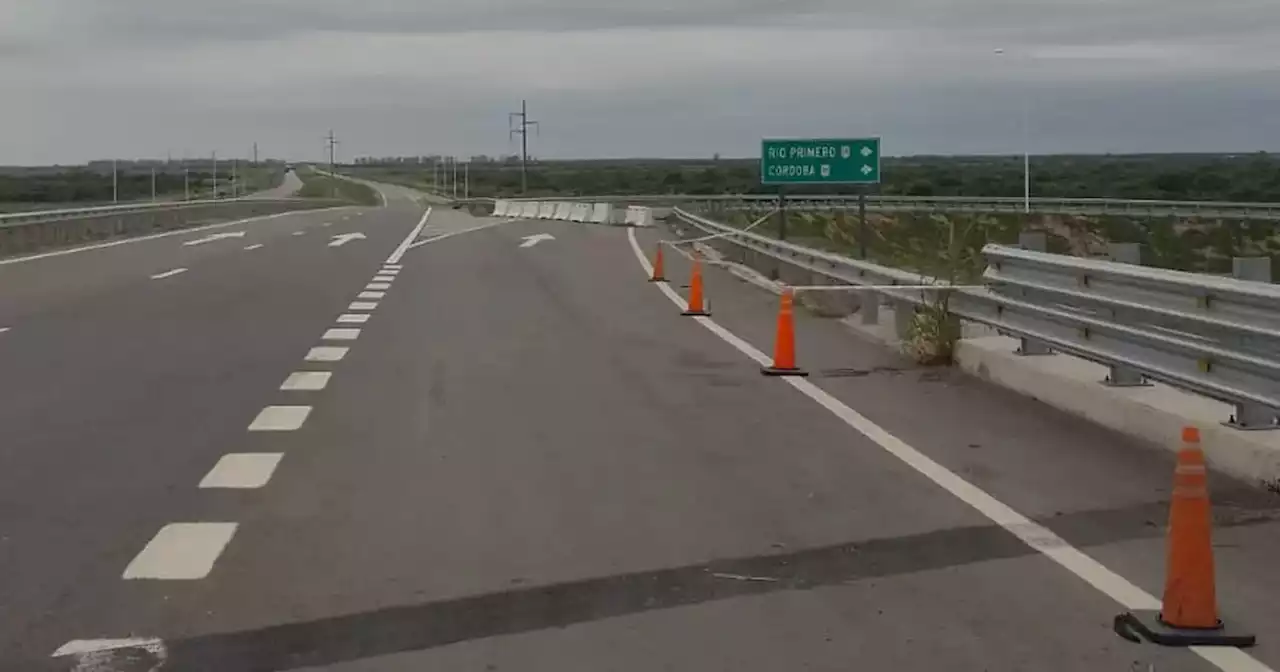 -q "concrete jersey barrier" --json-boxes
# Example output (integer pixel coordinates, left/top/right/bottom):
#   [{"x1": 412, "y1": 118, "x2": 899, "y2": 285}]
[
  {"x1": 589, "y1": 203, "x2": 613, "y2": 224},
  {"x1": 493, "y1": 200, "x2": 511, "y2": 217},
  {"x1": 553, "y1": 202, "x2": 573, "y2": 220},
  {"x1": 521, "y1": 202, "x2": 540, "y2": 218},
  {"x1": 537, "y1": 202, "x2": 556, "y2": 219},
  {"x1": 570, "y1": 203, "x2": 591, "y2": 223},
  {"x1": 625, "y1": 206, "x2": 655, "y2": 227}
]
